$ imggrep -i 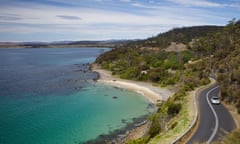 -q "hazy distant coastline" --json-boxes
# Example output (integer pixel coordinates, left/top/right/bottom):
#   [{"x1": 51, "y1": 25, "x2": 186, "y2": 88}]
[{"x1": 0, "y1": 40, "x2": 132, "y2": 48}]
